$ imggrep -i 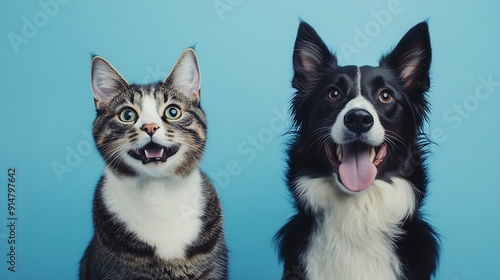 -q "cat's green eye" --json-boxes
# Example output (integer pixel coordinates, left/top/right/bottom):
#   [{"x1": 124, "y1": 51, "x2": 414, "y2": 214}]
[
  {"x1": 118, "y1": 108, "x2": 137, "y2": 123},
  {"x1": 164, "y1": 105, "x2": 182, "y2": 120}
]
